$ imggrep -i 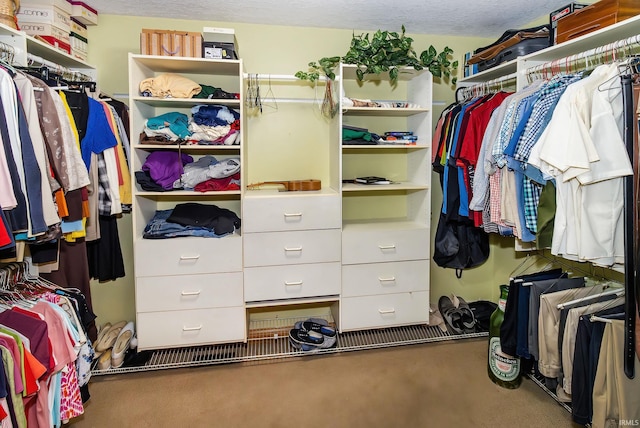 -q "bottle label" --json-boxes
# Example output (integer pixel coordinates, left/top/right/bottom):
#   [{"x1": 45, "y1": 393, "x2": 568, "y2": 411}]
[
  {"x1": 498, "y1": 298, "x2": 507, "y2": 312},
  {"x1": 488, "y1": 337, "x2": 520, "y2": 382}
]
